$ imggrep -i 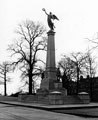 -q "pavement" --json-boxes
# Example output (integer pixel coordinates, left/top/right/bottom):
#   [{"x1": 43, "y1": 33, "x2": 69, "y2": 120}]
[
  {"x1": 0, "y1": 104, "x2": 95, "y2": 120},
  {"x1": 0, "y1": 101, "x2": 98, "y2": 110},
  {"x1": 0, "y1": 101, "x2": 98, "y2": 118}
]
